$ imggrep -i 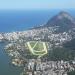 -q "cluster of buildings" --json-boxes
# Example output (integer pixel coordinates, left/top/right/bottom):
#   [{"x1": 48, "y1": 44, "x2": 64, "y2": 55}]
[
  {"x1": 1, "y1": 26, "x2": 75, "y2": 75},
  {"x1": 24, "y1": 59, "x2": 75, "y2": 75},
  {"x1": 0, "y1": 26, "x2": 72, "y2": 46}
]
